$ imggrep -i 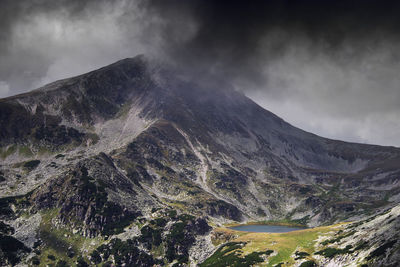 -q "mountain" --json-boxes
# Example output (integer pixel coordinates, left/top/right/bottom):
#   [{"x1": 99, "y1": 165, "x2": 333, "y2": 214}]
[{"x1": 1, "y1": 55, "x2": 400, "y2": 266}]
